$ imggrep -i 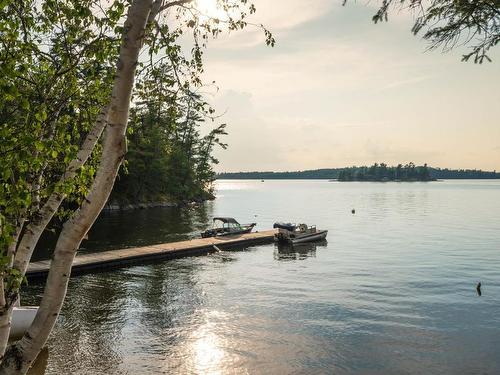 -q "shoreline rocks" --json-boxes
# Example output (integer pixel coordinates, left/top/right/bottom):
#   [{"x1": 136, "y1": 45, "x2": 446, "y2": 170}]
[
  {"x1": 103, "y1": 195, "x2": 215, "y2": 211},
  {"x1": 103, "y1": 201, "x2": 177, "y2": 211}
]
